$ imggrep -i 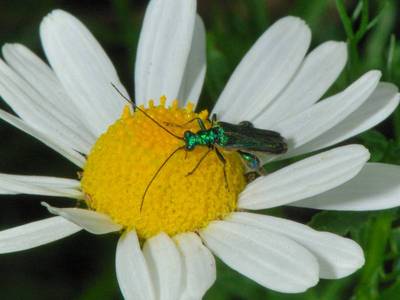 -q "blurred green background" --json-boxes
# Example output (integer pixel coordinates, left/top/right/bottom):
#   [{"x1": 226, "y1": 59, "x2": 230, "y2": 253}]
[{"x1": 1, "y1": 0, "x2": 400, "y2": 299}]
